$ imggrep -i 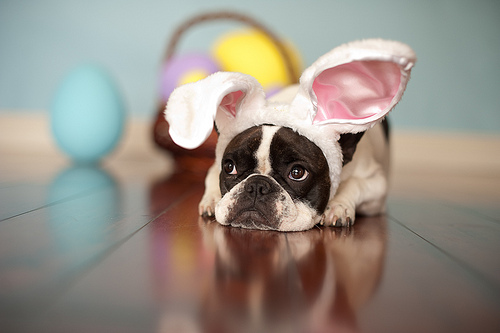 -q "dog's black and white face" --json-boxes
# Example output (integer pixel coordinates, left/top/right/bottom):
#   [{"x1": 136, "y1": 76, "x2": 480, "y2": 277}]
[{"x1": 214, "y1": 125, "x2": 331, "y2": 231}]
